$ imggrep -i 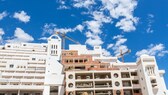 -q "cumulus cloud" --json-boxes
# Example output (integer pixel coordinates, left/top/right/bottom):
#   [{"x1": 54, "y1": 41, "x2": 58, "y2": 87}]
[
  {"x1": 38, "y1": 37, "x2": 48, "y2": 41},
  {"x1": 101, "y1": 0, "x2": 138, "y2": 32},
  {"x1": 84, "y1": 11, "x2": 112, "y2": 47},
  {"x1": 56, "y1": 0, "x2": 70, "y2": 10},
  {"x1": 43, "y1": 23, "x2": 84, "y2": 35},
  {"x1": 107, "y1": 35, "x2": 129, "y2": 56},
  {"x1": 54, "y1": 0, "x2": 139, "y2": 47},
  {"x1": 116, "y1": 18, "x2": 138, "y2": 32},
  {"x1": 85, "y1": 36, "x2": 103, "y2": 46},
  {"x1": 102, "y1": 48, "x2": 111, "y2": 56},
  {"x1": 113, "y1": 35, "x2": 124, "y2": 39},
  {"x1": 107, "y1": 44, "x2": 114, "y2": 49},
  {"x1": 73, "y1": 0, "x2": 95, "y2": 9},
  {"x1": 92, "y1": 11, "x2": 112, "y2": 23},
  {"x1": 0, "y1": 11, "x2": 7, "y2": 20},
  {"x1": 74, "y1": 24, "x2": 84, "y2": 32},
  {"x1": 85, "y1": 20, "x2": 102, "y2": 34},
  {"x1": 0, "y1": 28, "x2": 5, "y2": 43},
  {"x1": 136, "y1": 44, "x2": 168, "y2": 57},
  {"x1": 72, "y1": 0, "x2": 138, "y2": 46},
  {"x1": 13, "y1": 11, "x2": 30, "y2": 23},
  {"x1": 6, "y1": 28, "x2": 34, "y2": 43},
  {"x1": 146, "y1": 14, "x2": 154, "y2": 33}
]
